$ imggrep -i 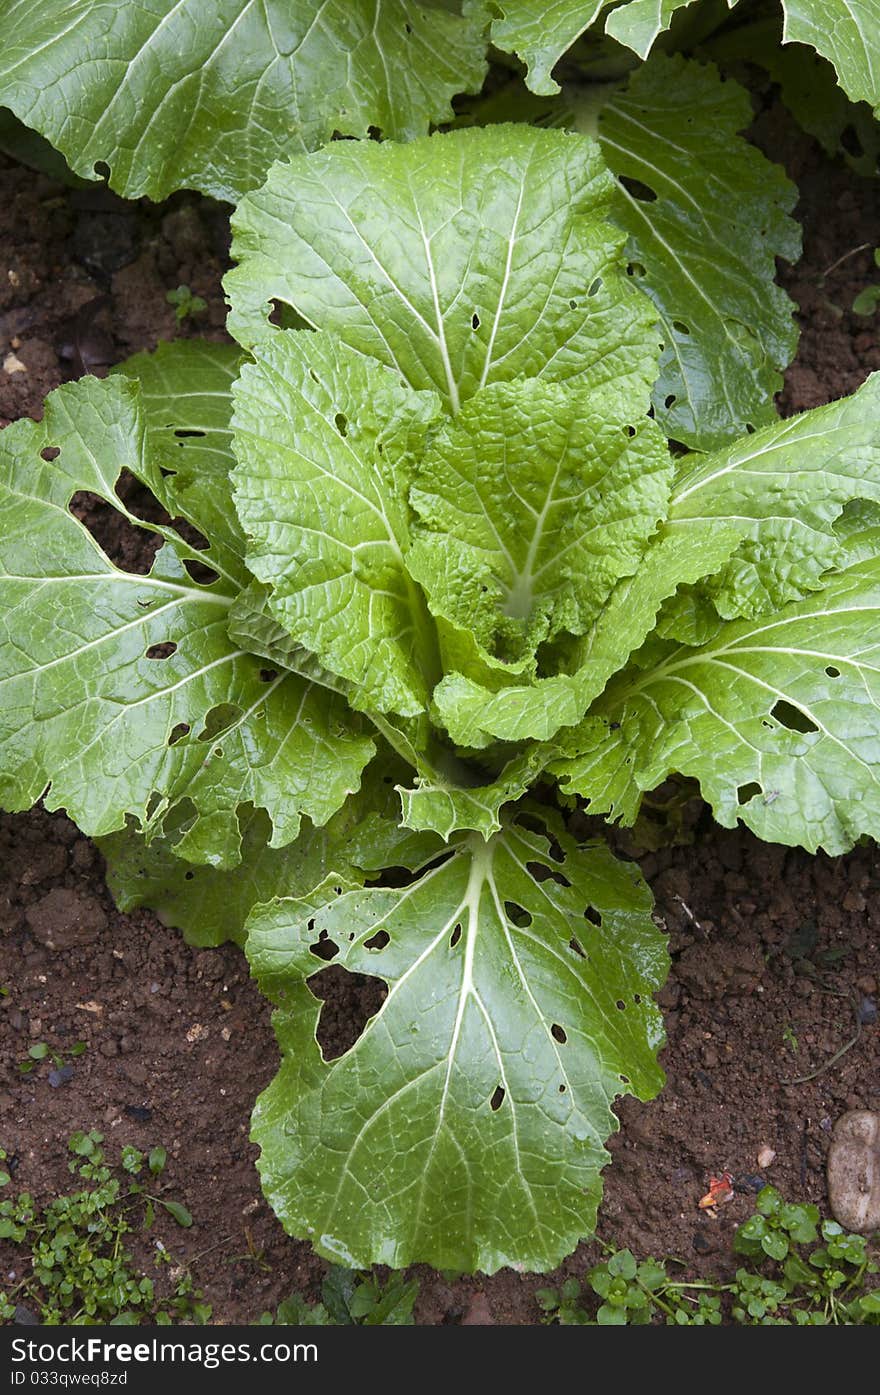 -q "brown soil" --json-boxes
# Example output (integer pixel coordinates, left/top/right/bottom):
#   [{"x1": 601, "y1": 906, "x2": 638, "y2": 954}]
[{"x1": 1, "y1": 100, "x2": 880, "y2": 1326}]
